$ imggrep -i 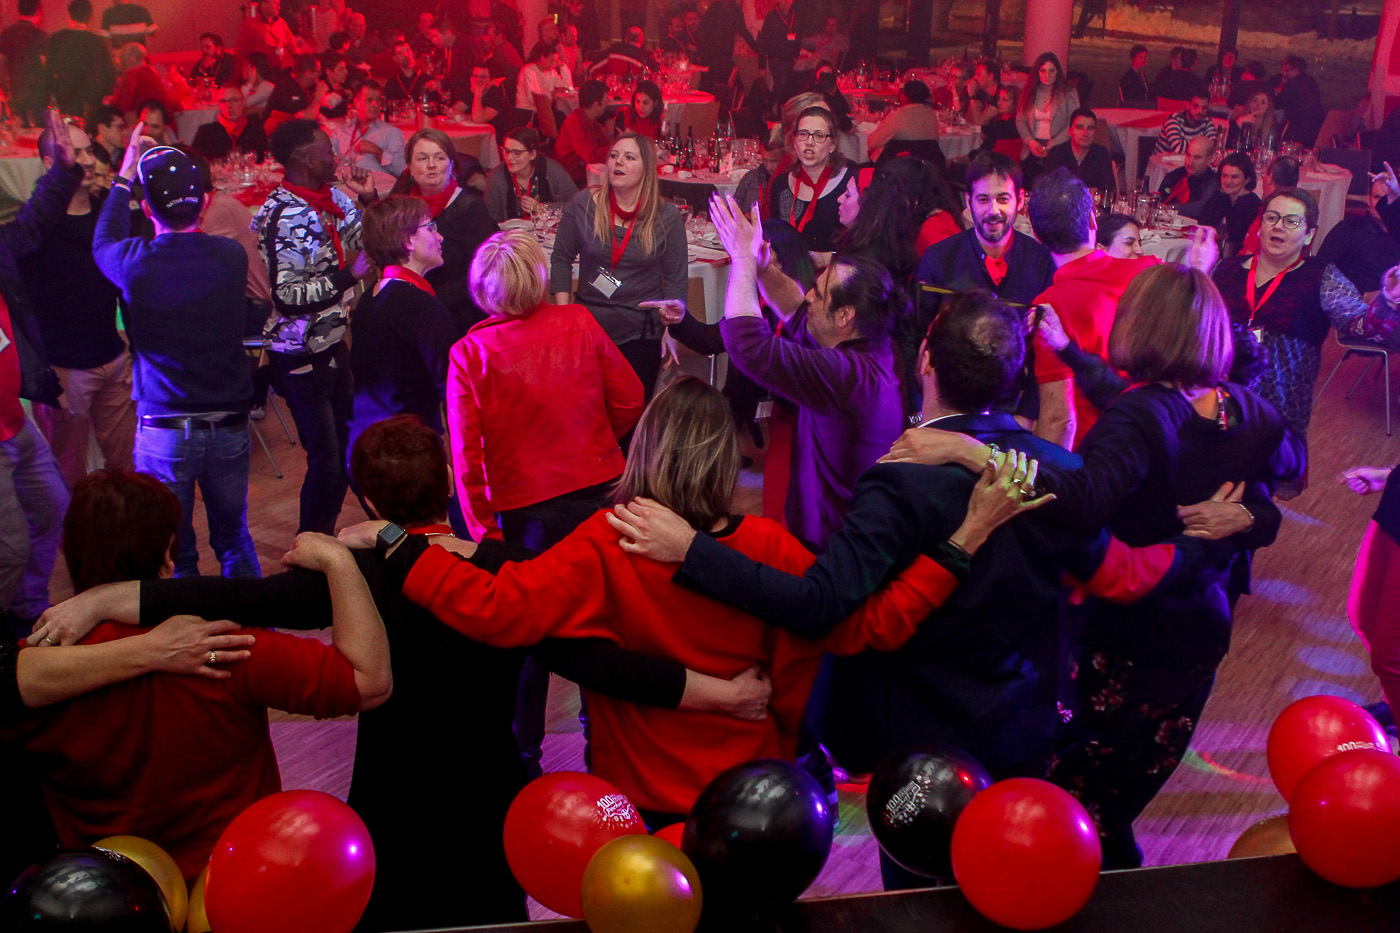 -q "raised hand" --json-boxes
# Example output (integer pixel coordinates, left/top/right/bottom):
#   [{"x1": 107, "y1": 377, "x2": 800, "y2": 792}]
[{"x1": 43, "y1": 108, "x2": 74, "y2": 168}]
